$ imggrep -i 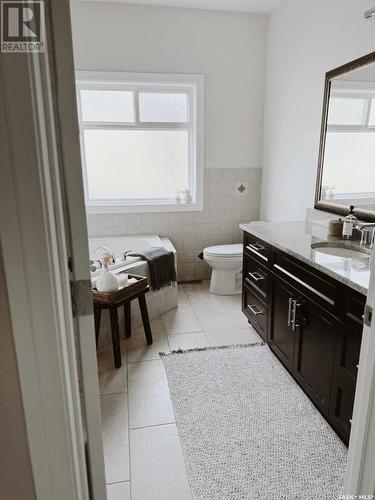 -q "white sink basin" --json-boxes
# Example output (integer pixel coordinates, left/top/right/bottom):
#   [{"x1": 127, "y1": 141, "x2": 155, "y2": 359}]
[{"x1": 311, "y1": 244, "x2": 370, "y2": 260}]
